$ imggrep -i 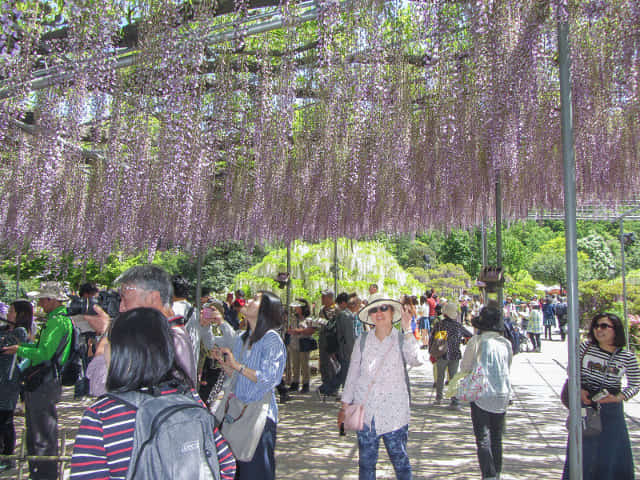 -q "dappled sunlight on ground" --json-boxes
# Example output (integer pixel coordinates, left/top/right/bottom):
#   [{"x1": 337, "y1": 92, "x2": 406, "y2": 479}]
[{"x1": 2, "y1": 338, "x2": 639, "y2": 479}]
